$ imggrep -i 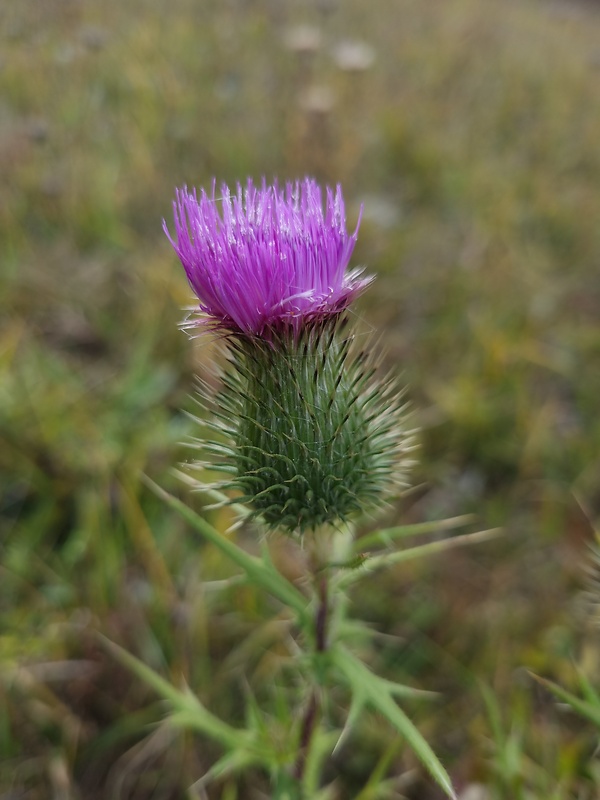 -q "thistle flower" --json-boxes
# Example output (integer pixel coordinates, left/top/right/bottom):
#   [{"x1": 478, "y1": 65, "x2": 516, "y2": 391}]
[
  {"x1": 166, "y1": 178, "x2": 414, "y2": 535},
  {"x1": 164, "y1": 178, "x2": 370, "y2": 338}
]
